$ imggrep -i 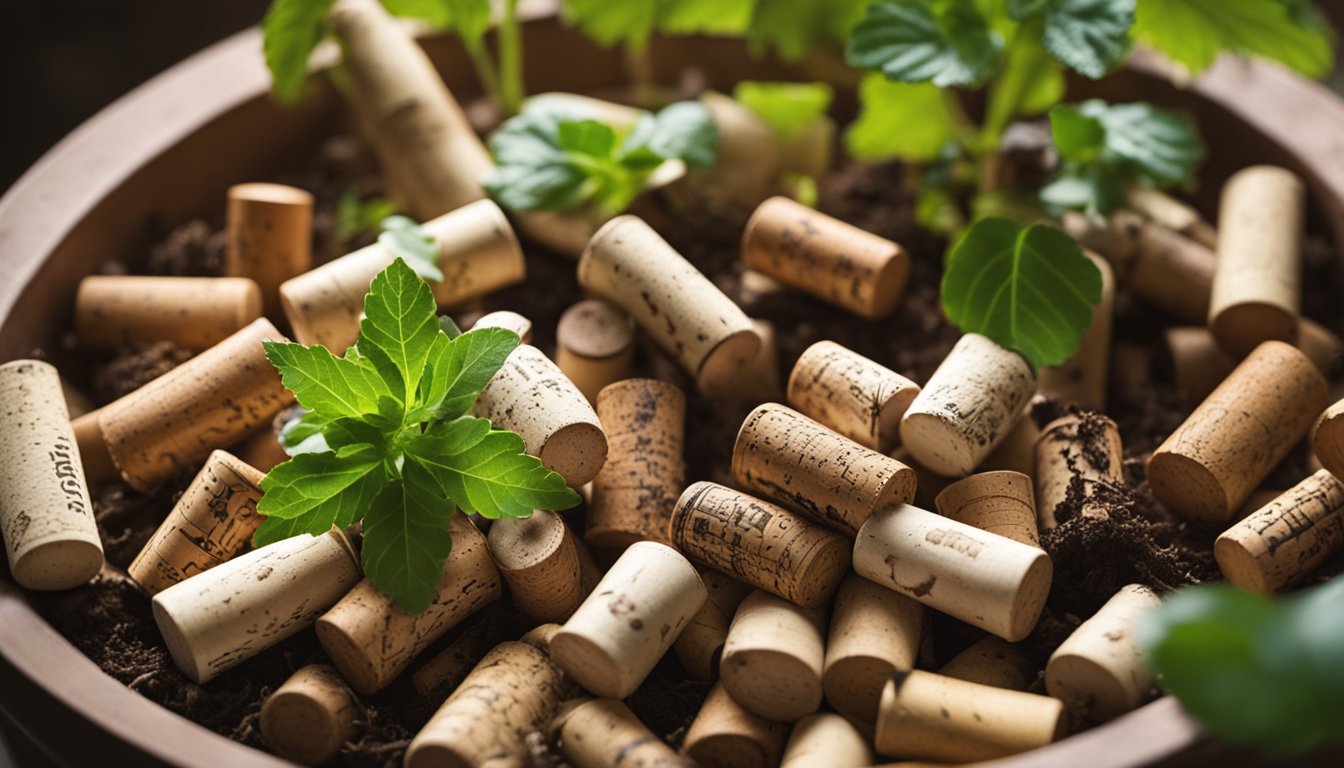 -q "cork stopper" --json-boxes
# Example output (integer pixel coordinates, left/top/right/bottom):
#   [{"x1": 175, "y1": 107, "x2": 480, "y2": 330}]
[
  {"x1": 1034, "y1": 413, "x2": 1123, "y2": 530},
  {"x1": 1215, "y1": 469, "x2": 1344, "y2": 594},
  {"x1": 260, "y1": 664, "x2": 358, "y2": 766},
  {"x1": 786, "y1": 340, "x2": 919, "y2": 453},
  {"x1": 552, "y1": 698, "x2": 695, "y2": 768},
  {"x1": 683, "y1": 682, "x2": 788, "y2": 768},
  {"x1": 1046, "y1": 584, "x2": 1160, "y2": 722},
  {"x1": 935, "y1": 470, "x2": 1039, "y2": 547},
  {"x1": 716, "y1": 318, "x2": 784, "y2": 404},
  {"x1": 699, "y1": 91, "x2": 780, "y2": 212},
  {"x1": 71, "y1": 408, "x2": 118, "y2": 485},
  {"x1": 939, "y1": 635, "x2": 1039, "y2": 691},
  {"x1": 781, "y1": 713, "x2": 873, "y2": 768},
  {"x1": 410, "y1": 617, "x2": 498, "y2": 701},
  {"x1": 555, "y1": 299, "x2": 635, "y2": 403},
  {"x1": 1164, "y1": 327, "x2": 1234, "y2": 402},
  {"x1": 1125, "y1": 185, "x2": 1218, "y2": 249},
  {"x1": 721, "y1": 591, "x2": 826, "y2": 722},
  {"x1": 227, "y1": 183, "x2": 313, "y2": 319},
  {"x1": 1313, "y1": 397, "x2": 1344, "y2": 480},
  {"x1": 75, "y1": 276, "x2": 263, "y2": 353},
  {"x1": 980, "y1": 412, "x2": 1040, "y2": 479},
  {"x1": 487, "y1": 510, "x2": 586, "y2": 623},
  {"x1": 673, "y1": 569, "x2": 753, "y2": 681},
  {"x1": 1039, "y1": 252, "x2": 1113, "y2": 411},
  {"x1": 822, "y1": 573, "x2": 924, "y2": 725},
  {"x1": 470, "y1": 310, "x2": 533, "y2": 344}
]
